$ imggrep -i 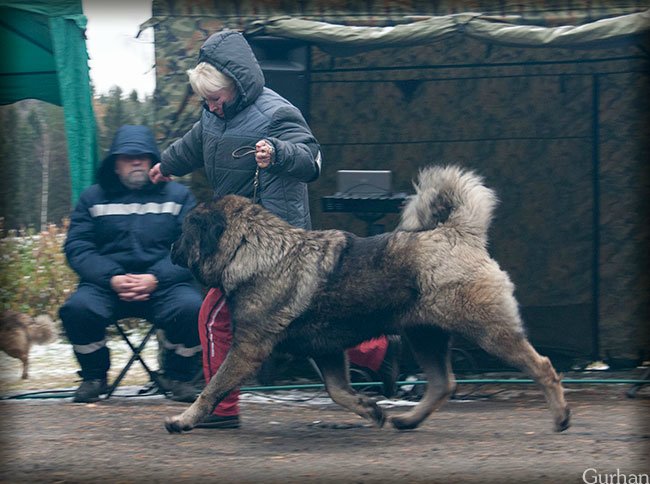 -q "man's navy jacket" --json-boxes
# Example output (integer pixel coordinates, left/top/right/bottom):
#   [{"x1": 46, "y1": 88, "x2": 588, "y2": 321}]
[{"x1": 64, "y1": 125, "x2": 197, "y2": 290}]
